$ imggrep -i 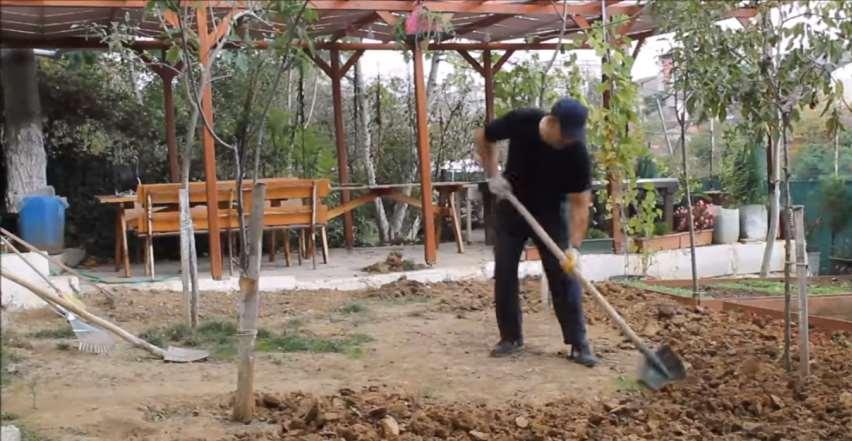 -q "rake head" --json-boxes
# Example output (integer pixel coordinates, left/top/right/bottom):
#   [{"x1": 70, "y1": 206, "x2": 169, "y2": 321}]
[{"x1": 67, "y1": 314, "x2": 116, "y2": 354}]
